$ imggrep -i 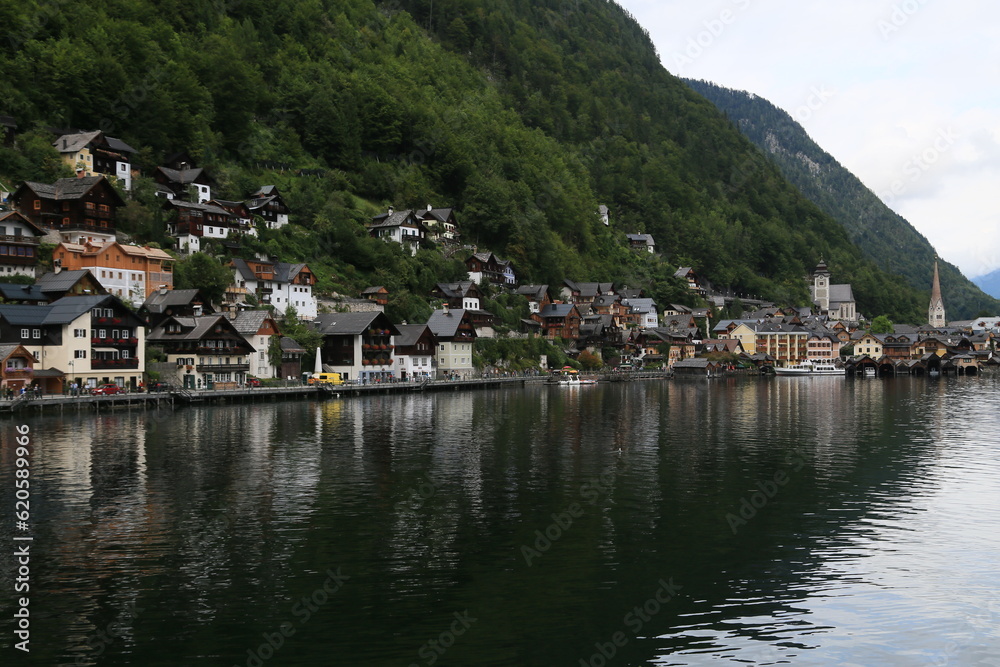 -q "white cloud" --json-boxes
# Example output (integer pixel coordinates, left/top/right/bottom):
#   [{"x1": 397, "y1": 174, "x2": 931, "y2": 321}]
[{"x1": 617, "y1": 0, "x2": 1000, "y2": 277}]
